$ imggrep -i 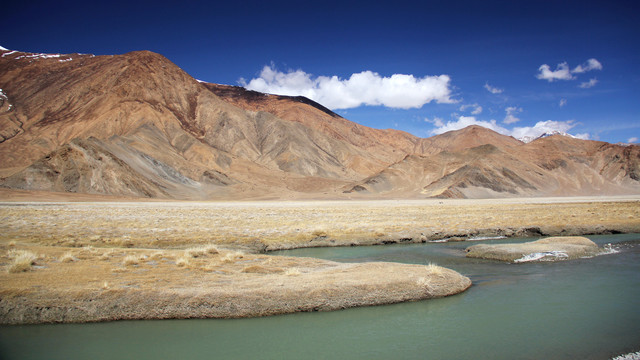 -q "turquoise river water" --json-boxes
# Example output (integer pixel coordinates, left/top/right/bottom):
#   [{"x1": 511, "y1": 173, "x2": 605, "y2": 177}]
[{"x1": 1, "y1": 234, "x2": 639, "y2": 359}]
